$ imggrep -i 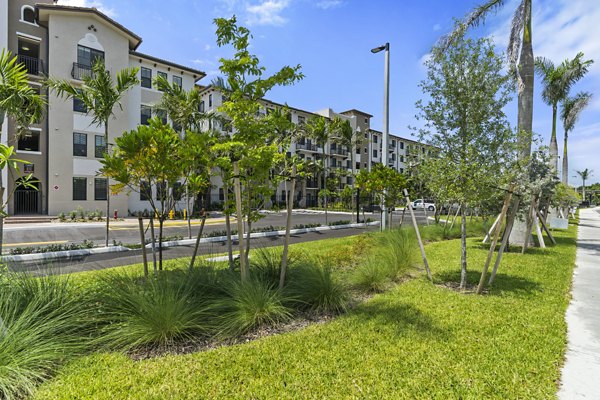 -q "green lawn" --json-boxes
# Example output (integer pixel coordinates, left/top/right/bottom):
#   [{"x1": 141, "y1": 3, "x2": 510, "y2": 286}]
[{"x1": 35, "y1": 224, "x2": 576, "y2": 399}]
